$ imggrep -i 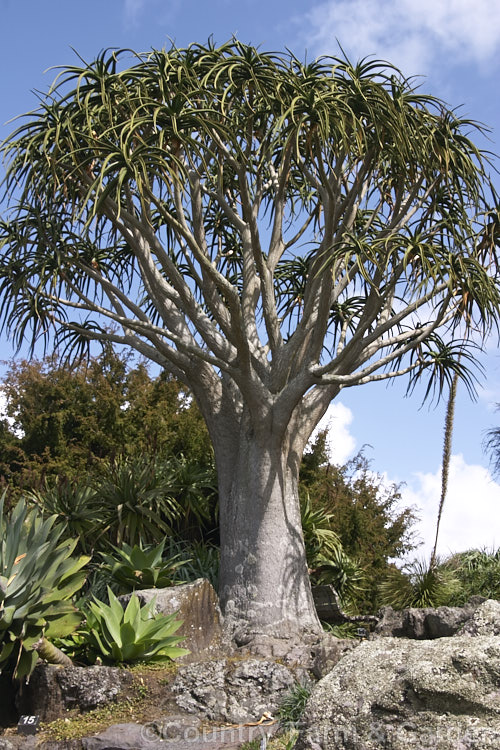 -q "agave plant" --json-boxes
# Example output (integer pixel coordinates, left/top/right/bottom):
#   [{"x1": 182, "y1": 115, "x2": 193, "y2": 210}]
[
  {"x1": 80, "y1": 588, "x2": 188, "y2": 665},
  {"x1": 0, "y1": 494, "x2": 89, "y2": 678},
  {"x1": 99, "y1": 539, "x2": 189, "y2": 594}
]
